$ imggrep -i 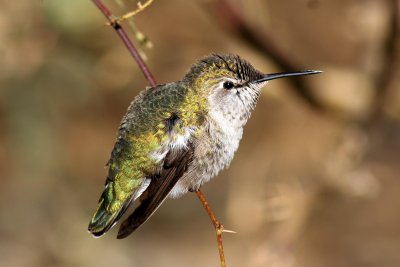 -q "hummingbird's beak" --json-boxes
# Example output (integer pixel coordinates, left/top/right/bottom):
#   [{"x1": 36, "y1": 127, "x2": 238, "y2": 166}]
[{"x1": 254, "y1": 70, "x2": 322, "y2": 84}]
